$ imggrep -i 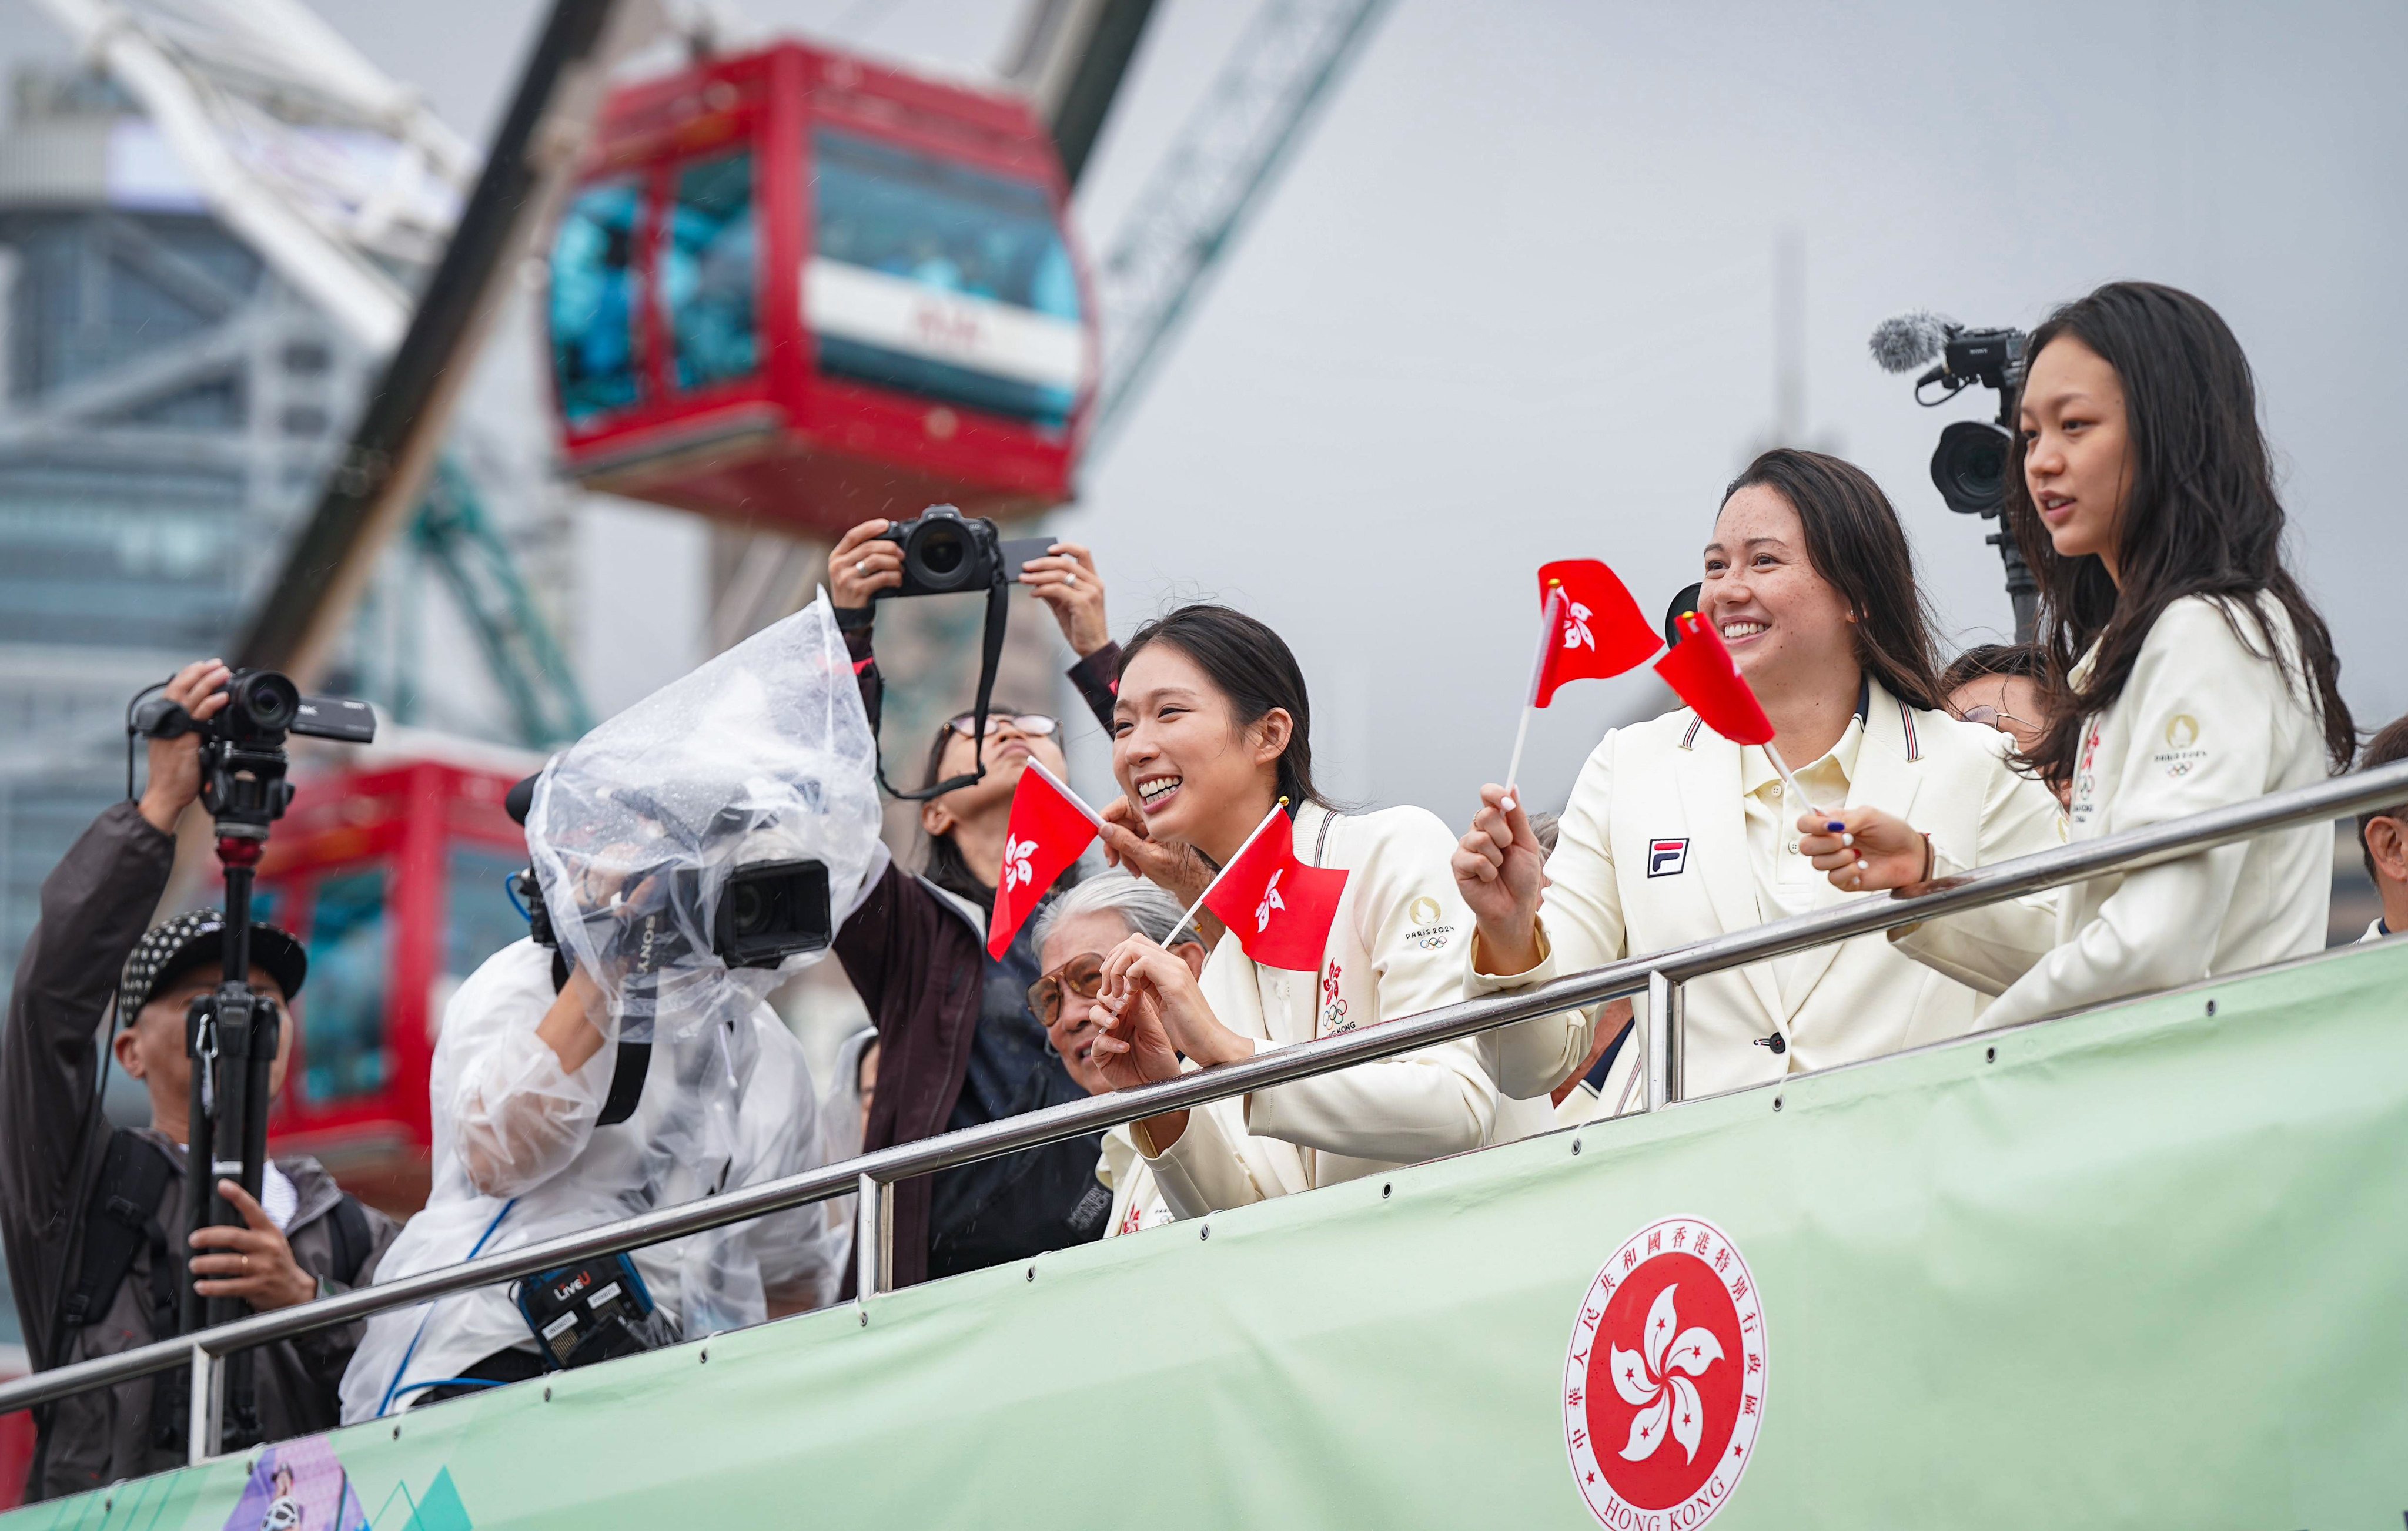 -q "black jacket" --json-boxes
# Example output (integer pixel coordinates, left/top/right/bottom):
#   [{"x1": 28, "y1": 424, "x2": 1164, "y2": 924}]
[
  {"x1": 834, "y1": 628, "x2": 1120, "y2": 1291},
  {"x1": 0, "y1": 803, "x2": 396, "y2": 1499}
]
